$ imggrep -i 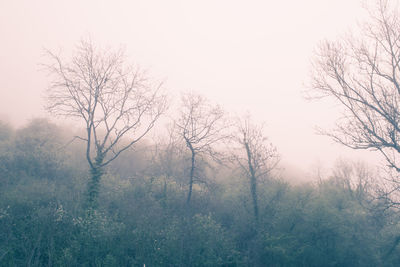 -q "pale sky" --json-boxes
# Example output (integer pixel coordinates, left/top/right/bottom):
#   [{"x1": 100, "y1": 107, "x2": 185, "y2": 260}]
[{"x1": 0, "y1": 0, "x2": 379, "y2": 179}]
